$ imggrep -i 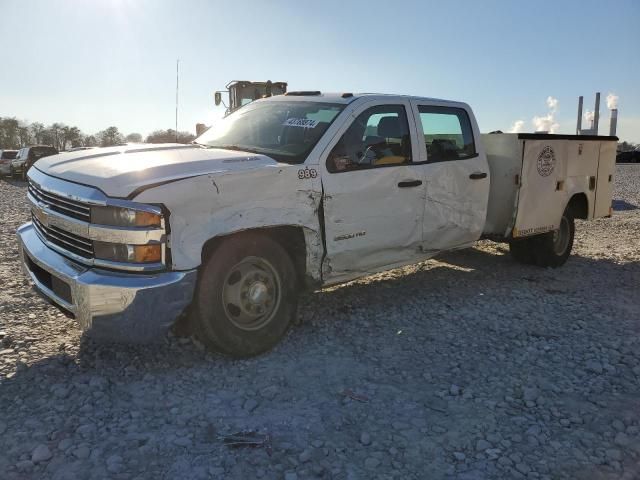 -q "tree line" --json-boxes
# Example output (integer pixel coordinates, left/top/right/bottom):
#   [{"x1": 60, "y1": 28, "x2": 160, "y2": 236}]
[
  {"x1": 618, "y1": 141, "x2": 638, "y2": 152},
  {"x1": 0, "y1": 117, "x2": 196, "y2": 151}
]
